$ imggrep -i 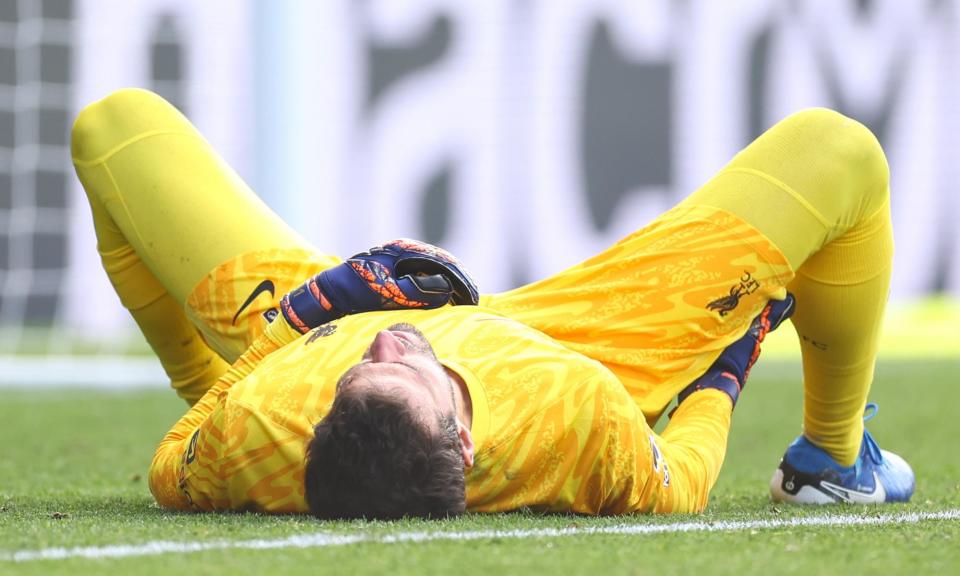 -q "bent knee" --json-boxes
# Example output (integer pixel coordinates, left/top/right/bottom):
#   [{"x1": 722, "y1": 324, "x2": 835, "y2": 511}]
[
  {"x1": 72, "y1": 88, "x2": 186, "y2": 165},
  {"x1": 784, "y1": 108, "x2": 890, "y2": 216}
]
